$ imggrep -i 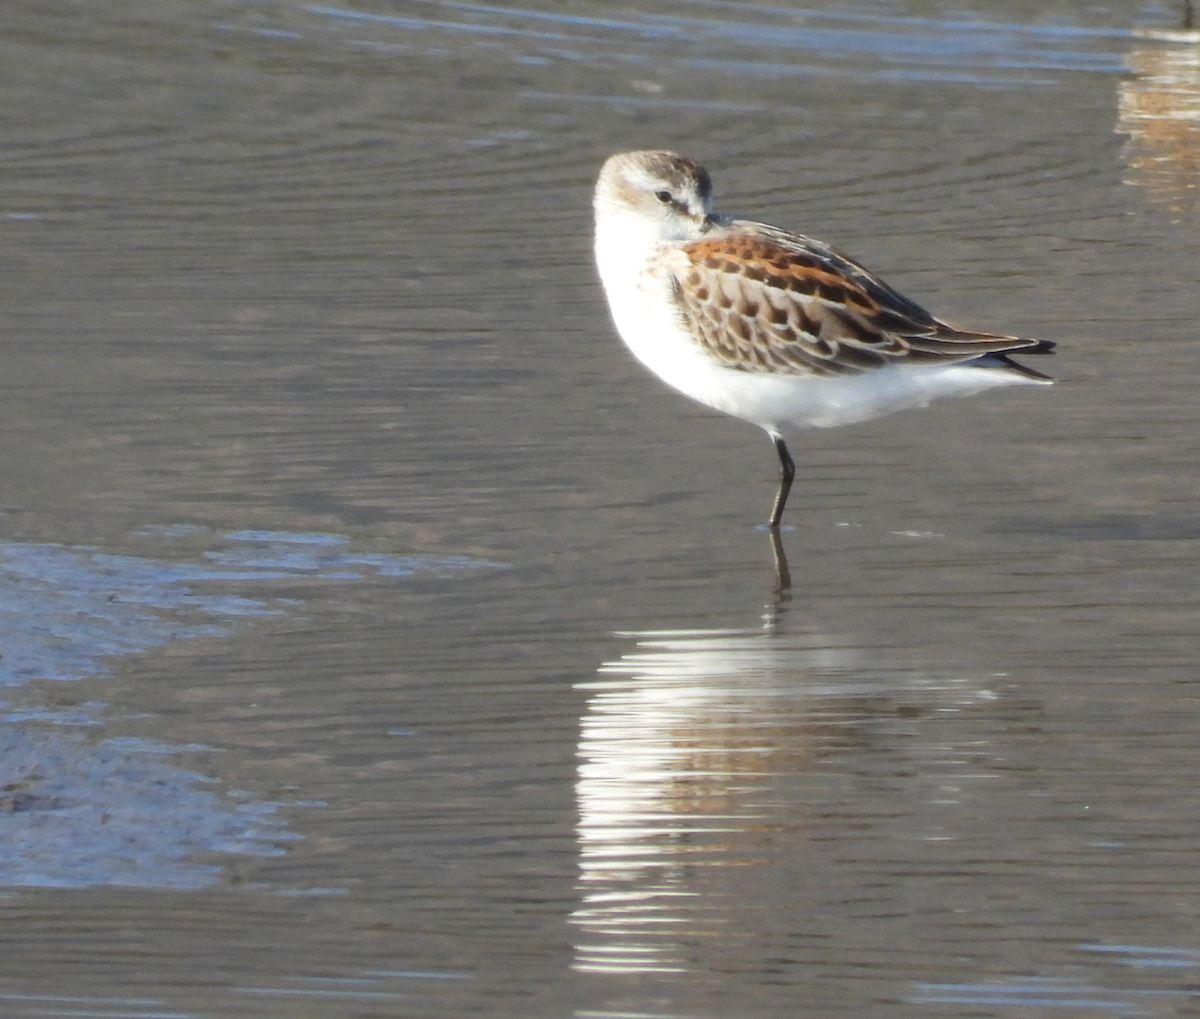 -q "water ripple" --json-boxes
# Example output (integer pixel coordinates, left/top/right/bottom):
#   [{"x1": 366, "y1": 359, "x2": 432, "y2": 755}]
[{"x1": 296, "y1": 0, "x2": 1133, "y2": 86}]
